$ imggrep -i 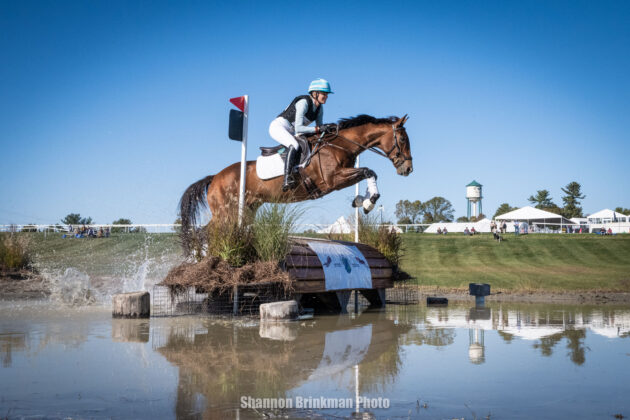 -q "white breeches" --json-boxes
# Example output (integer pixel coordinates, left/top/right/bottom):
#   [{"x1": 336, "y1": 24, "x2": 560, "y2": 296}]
[{"x1": 269, "y1": 117, "x2": 299, "y2": 149}]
